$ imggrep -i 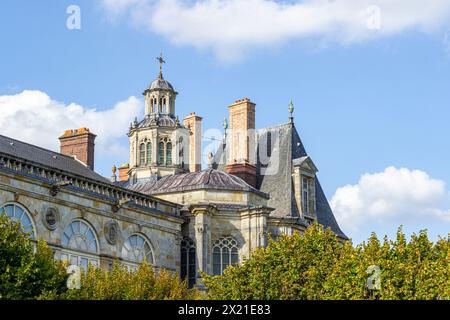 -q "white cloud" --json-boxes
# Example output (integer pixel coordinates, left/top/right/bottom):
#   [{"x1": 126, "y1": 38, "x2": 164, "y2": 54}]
[
  {"x1": 100, "y1": 0, "x2": 450, "y2": 61},
  {"x1": 331, "y1": 166, "x2": 450, "y2": 233},
  {"x1": 0, "y1": 90, "x2": 142, "y2": 156}
]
